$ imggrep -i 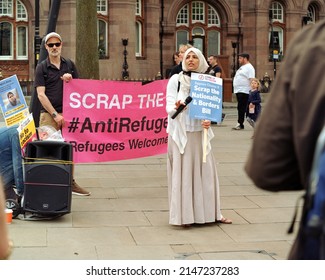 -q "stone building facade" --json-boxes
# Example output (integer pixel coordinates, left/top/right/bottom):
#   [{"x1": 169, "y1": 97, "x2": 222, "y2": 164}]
[{"x1": 1, "y1": 0, "x2": 325, "y2": 99}]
